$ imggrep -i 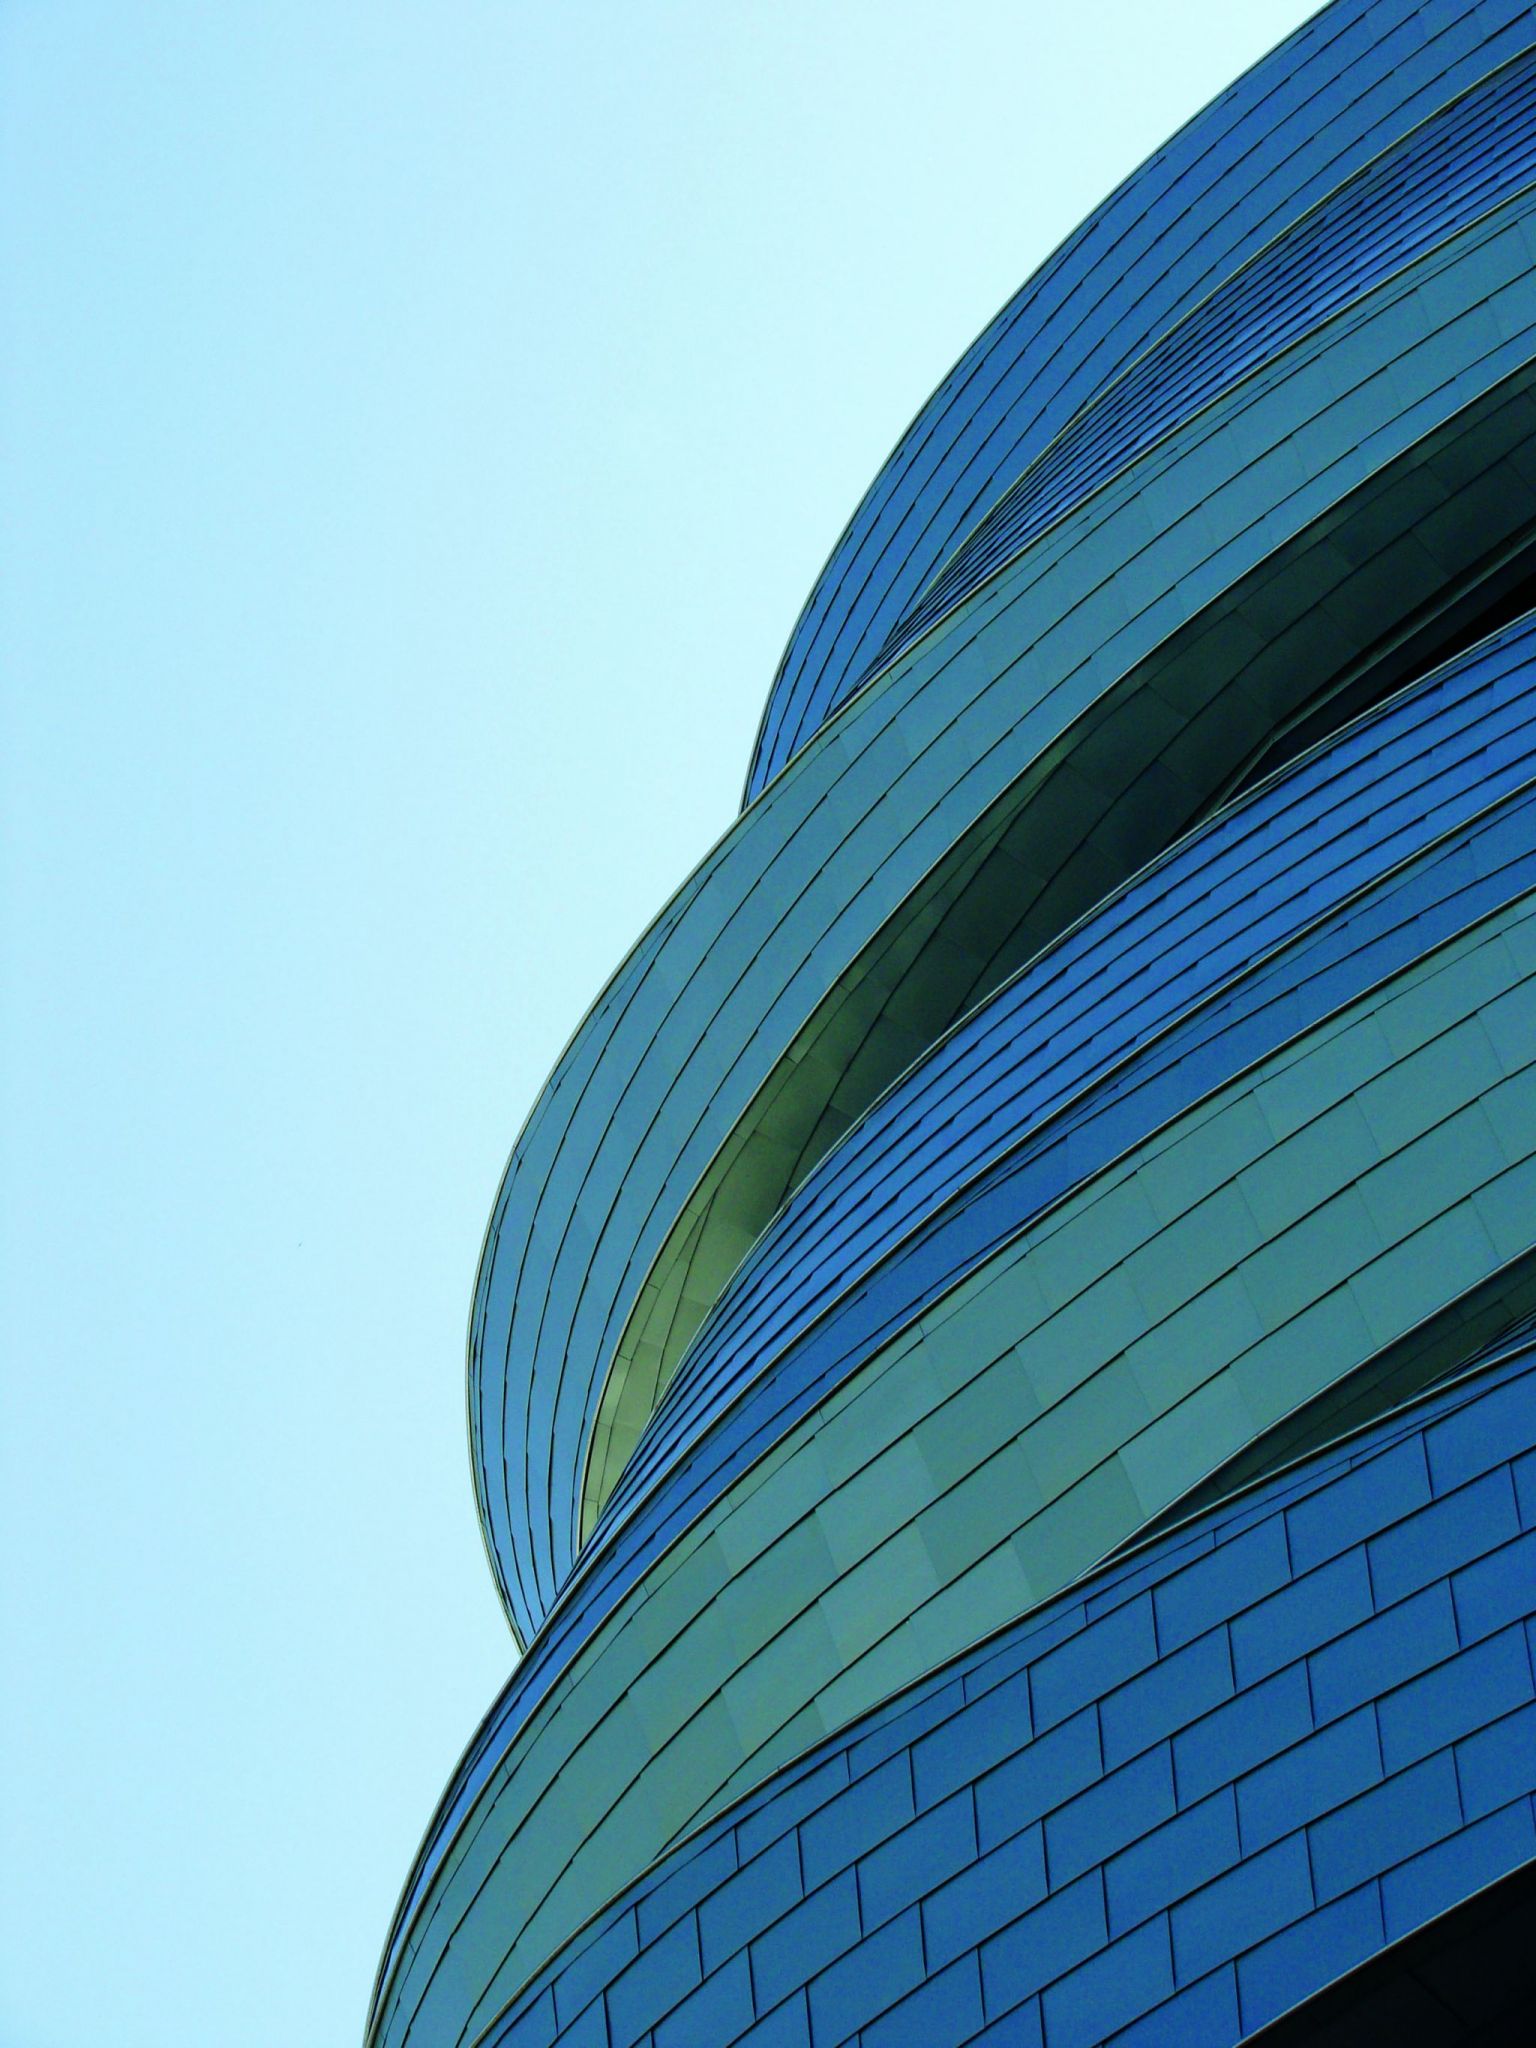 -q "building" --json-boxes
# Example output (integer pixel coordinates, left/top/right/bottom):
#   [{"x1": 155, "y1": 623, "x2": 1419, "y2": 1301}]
[{"x1": 367, "y1": 3, "x2": 1536, "y2": 2040}]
